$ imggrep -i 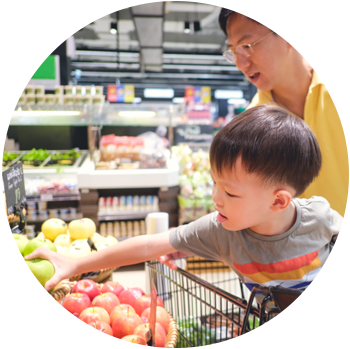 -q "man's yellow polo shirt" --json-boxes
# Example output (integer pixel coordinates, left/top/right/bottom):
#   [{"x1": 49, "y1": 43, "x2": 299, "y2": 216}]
[{"x1": 248, "y1": 72, "x2": 348, "y2": 216}]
